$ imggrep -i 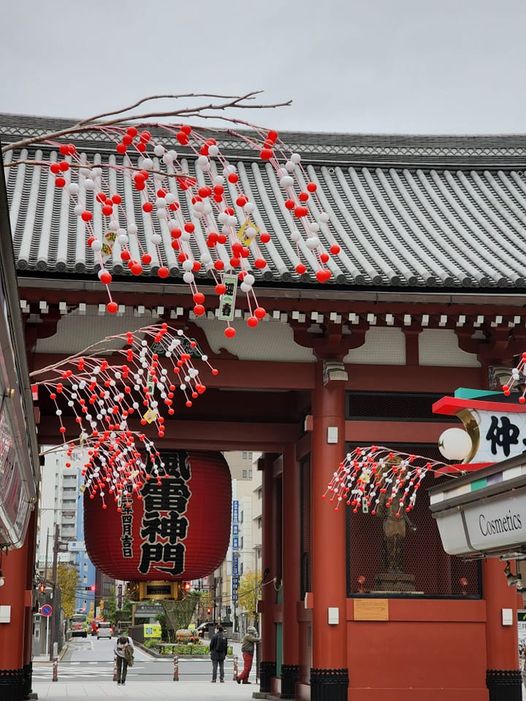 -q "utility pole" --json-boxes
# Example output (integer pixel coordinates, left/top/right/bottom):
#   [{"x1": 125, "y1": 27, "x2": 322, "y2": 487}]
[
  {"x1": 44, "y1": 528, "x2": 49, "y2": 583},
  {"x1": 212, "y1": 576, "x2": 217, "y2": 623},
  {"x1": 218, "y1": 574, "x2": 222, "y2": 624},
  {"x1": 254, "y1": 548, "x2": 258, "y2": 627},
  {"x1": 49, "y1": 523, "x2": 59, "y2": 660}
]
